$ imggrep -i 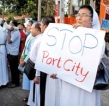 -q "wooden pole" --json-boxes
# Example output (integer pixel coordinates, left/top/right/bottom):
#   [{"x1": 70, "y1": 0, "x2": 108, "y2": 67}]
[{"x1": 38, "y1": 0, "x2": 41, "y2": 21}]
